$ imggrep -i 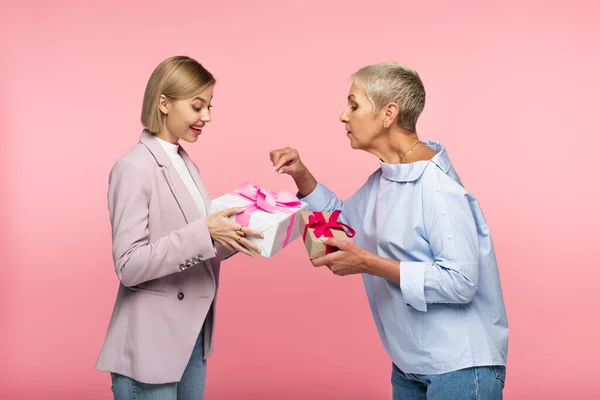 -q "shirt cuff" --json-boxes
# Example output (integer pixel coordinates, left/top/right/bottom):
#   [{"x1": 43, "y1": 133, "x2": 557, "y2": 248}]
[
  {"x1": 297, "y1": 182, "x2": 335, "y2": 212},
  {"x1": 400, "y1": 261, "x2": 428, "y2": 312}
]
